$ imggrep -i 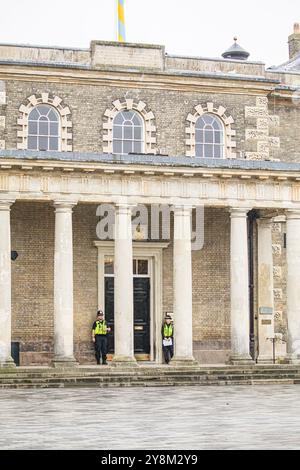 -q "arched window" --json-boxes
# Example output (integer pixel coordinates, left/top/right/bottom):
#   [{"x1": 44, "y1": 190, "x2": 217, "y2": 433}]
[
  {"x1": 195, "y1": 114, "x2": 224, "y2": 158},
  {"x1": 27, "y1": 105, "x2": 60, "y2": 151},
  {"x1": 113, "y1": 110, "x2": 144, "y2": 154}
]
